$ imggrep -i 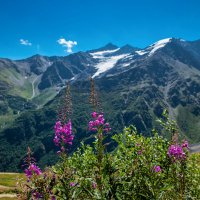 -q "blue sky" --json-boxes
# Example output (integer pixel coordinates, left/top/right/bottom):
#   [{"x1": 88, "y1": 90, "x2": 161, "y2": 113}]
[{"x1": 0, "y1": 0, "x2": 200, "y2": 59}]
